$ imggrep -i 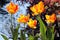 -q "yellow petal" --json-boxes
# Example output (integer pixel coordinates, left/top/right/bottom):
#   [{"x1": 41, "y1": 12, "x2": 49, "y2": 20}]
[{"x1": 45, "y1": 15, "x2": 50, "y2": 20}]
